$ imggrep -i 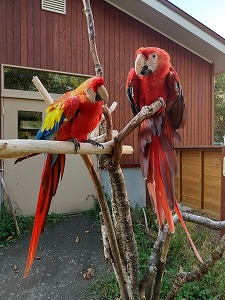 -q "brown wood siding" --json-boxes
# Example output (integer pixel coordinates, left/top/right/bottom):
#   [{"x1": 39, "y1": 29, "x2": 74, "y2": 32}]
[
  {"x1": 175, "y1": 147, "x2": 222, "y2": 217},
  {"x1": 0, "y1": 0, "x2": 214, "y2": 164}
]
